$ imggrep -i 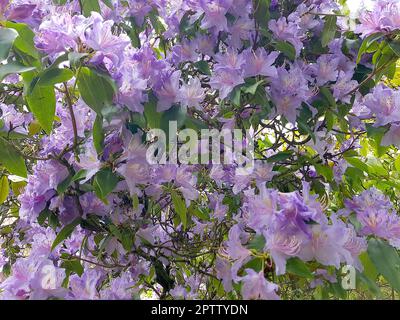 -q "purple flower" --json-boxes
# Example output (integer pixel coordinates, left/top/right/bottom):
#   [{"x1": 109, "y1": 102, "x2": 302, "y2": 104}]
[
  {"x1": 243, "y1": 49, "x2": 278, "y2": 78},
  {"x1": 178, "y1": 77, "x2": 204, "y2": 110},
  {"x1": 240, "y1": 269, "x2": 280, "y2": 300},
  {"x1": 210, "y1": 68, "x2": 244, "y2": 100},
  {"x1": 264, "y1": 230, "x2": 302, "y2": 275},
  {"x1": 199, "y1": 0, "x2": 233, "y2": 32},
  {"x1": 268, "y1": 17, "x2": 303, "y2": 56},
  {"x1": 363, "y1": 85, "x2": 400, "y2": 126},
  {"x1": 311, "y1": 55, "x2": 340, "y2": 86},
  {"x1": 68, "y1": 269, "x2": 103, "y2": 300},
  {"x1": 270, "y1": 65, "x2": 310, "y2": 123},
  {"x1": 84, "y1": 12, "x2": 130, "y2": 67},
  {"x1": 382, "y1": 123, "x2": 400, "y2": 148},
  {"x1": 155, "y1": 70, "x2": 181, "y2": 112}
]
